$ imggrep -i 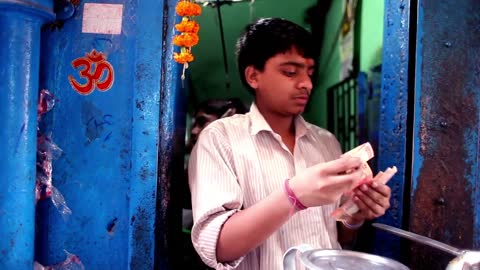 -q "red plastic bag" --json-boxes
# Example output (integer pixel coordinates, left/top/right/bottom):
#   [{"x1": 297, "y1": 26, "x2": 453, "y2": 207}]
[{"x1": 34, "y1": 250, "x2": 85, "y2": 270}]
